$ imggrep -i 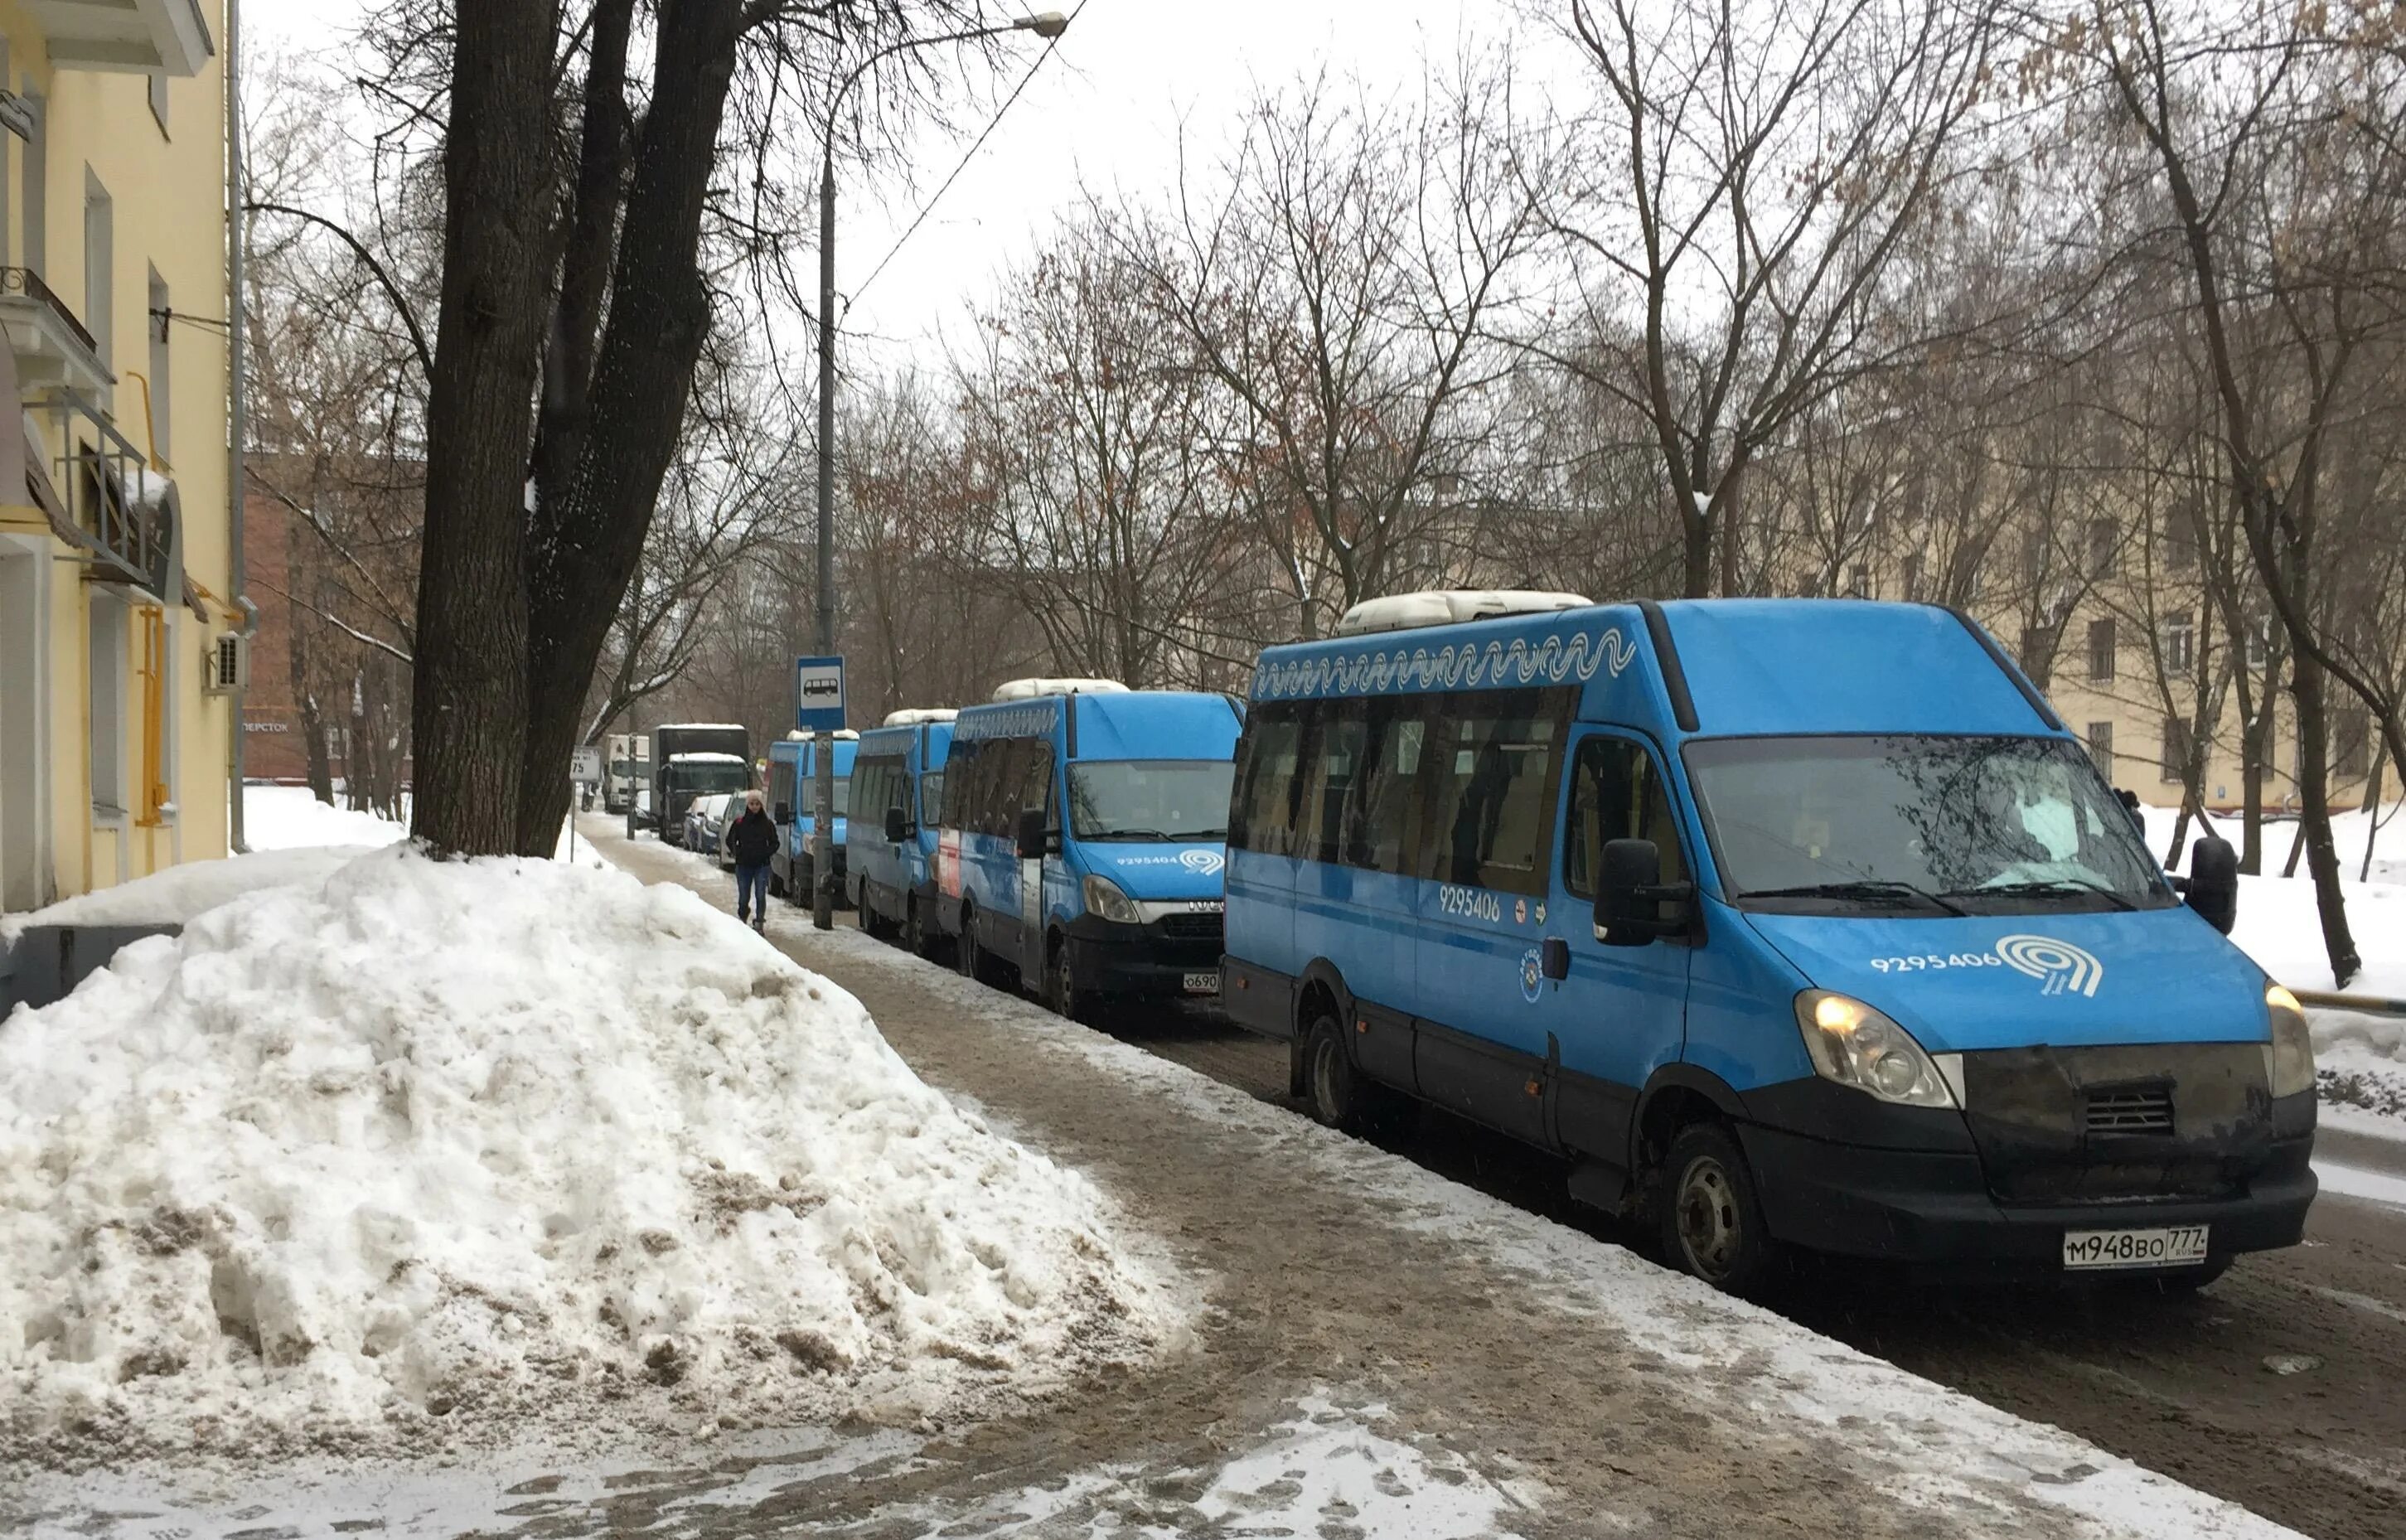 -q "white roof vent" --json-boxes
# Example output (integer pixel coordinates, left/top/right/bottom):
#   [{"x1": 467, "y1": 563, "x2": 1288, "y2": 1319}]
[
  {"x1": 881, "y1": 707, "x2": 961, "y2": 725},
  {"x1": 786, "y1": 728, "x2": 862, "y2": 740},
  {"x1": 1332, "y1": 589, "x2": 1594, "y2": 637},
  {"x1": 990, "y1": 677, "x2": 1130, "y2": 701}
]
